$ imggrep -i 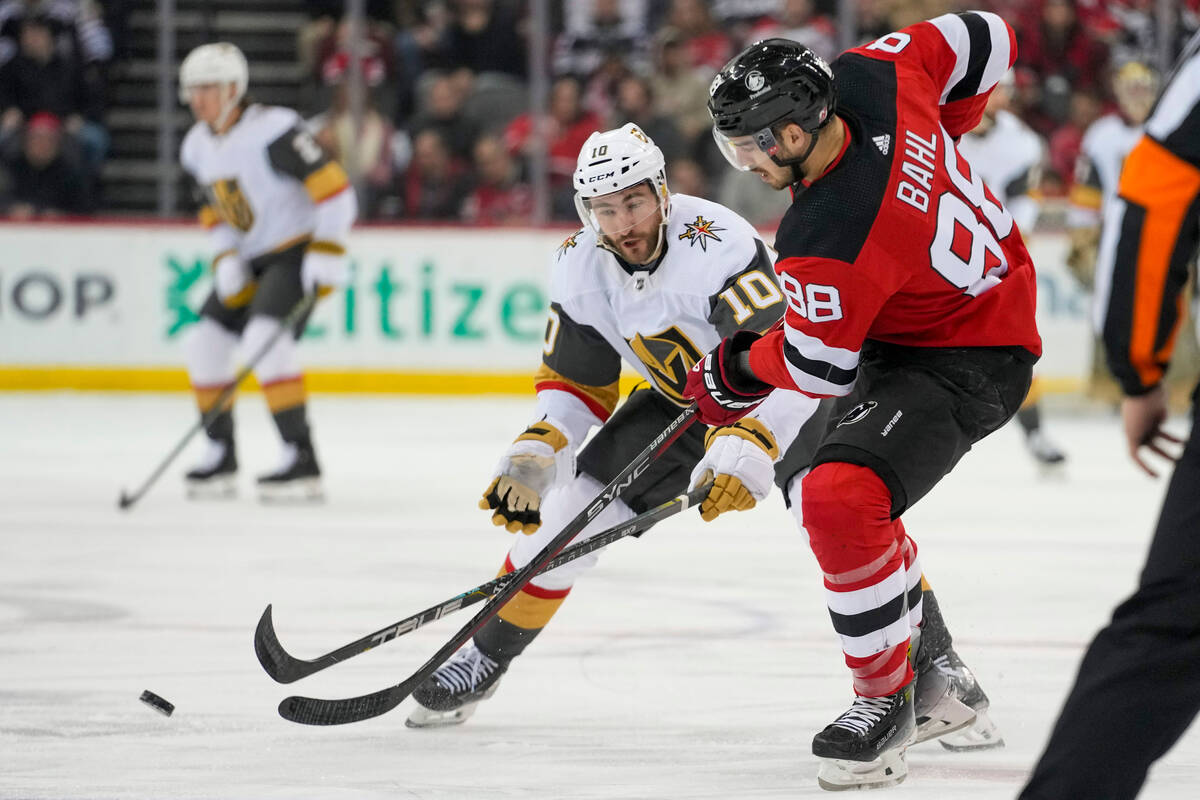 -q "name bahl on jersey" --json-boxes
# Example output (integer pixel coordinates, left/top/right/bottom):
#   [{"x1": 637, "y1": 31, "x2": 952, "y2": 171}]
[{"x1": 747, "y1": 12, "x2": 1043, "y2": 398}]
